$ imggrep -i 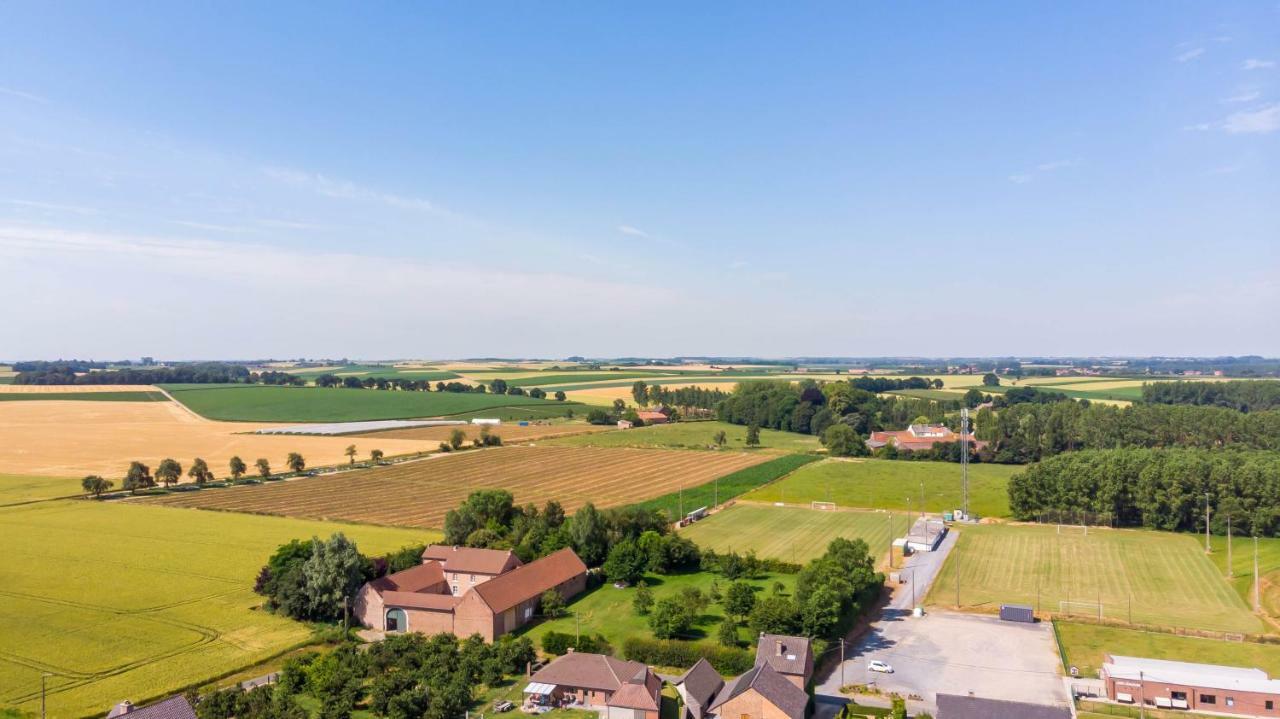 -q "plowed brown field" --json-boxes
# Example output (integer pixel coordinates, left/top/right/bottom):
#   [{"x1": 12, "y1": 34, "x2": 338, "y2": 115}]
[
  {"x1": 147, "y1": 445, "x2": 769, "y2": 528},
  {"x1": 350, "y1": 423, "x2": 612, "y2": 443}
]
